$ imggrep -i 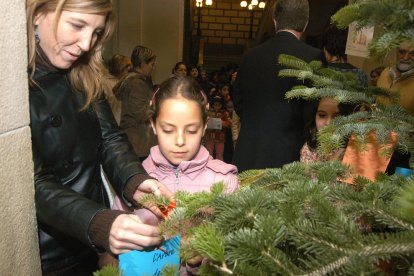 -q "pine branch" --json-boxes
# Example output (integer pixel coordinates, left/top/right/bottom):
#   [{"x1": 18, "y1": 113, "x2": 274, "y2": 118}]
[
  {"x1": 191, "y1": 223, "x2": 225, "y2": 263},
  {"x1": 278, "y1": 54, "x2": 316, "y2": 71},
  {"x1": 397, "y1": 180, "x2": 414, "y2": 223},
  {"x1": 332, "y1": 0, "x2": 414, "y2": 58},
  {"x1": 302, "y1": 256, "x2": 350, "y2": 276},
  {"x1": 93, "y1": 265, "x2": 122, "y2": 276}
]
